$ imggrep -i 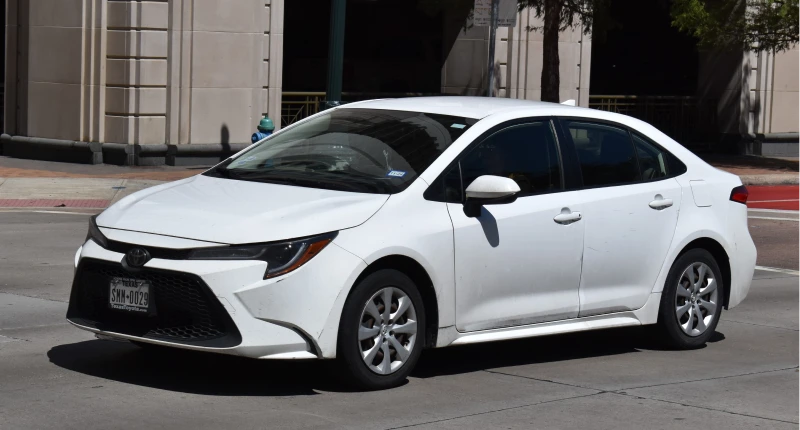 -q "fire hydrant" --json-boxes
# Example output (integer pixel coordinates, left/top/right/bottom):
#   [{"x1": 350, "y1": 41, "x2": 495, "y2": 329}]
[{"x1": 251, "y1": 117, "x2": 275, "y2": 143}]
